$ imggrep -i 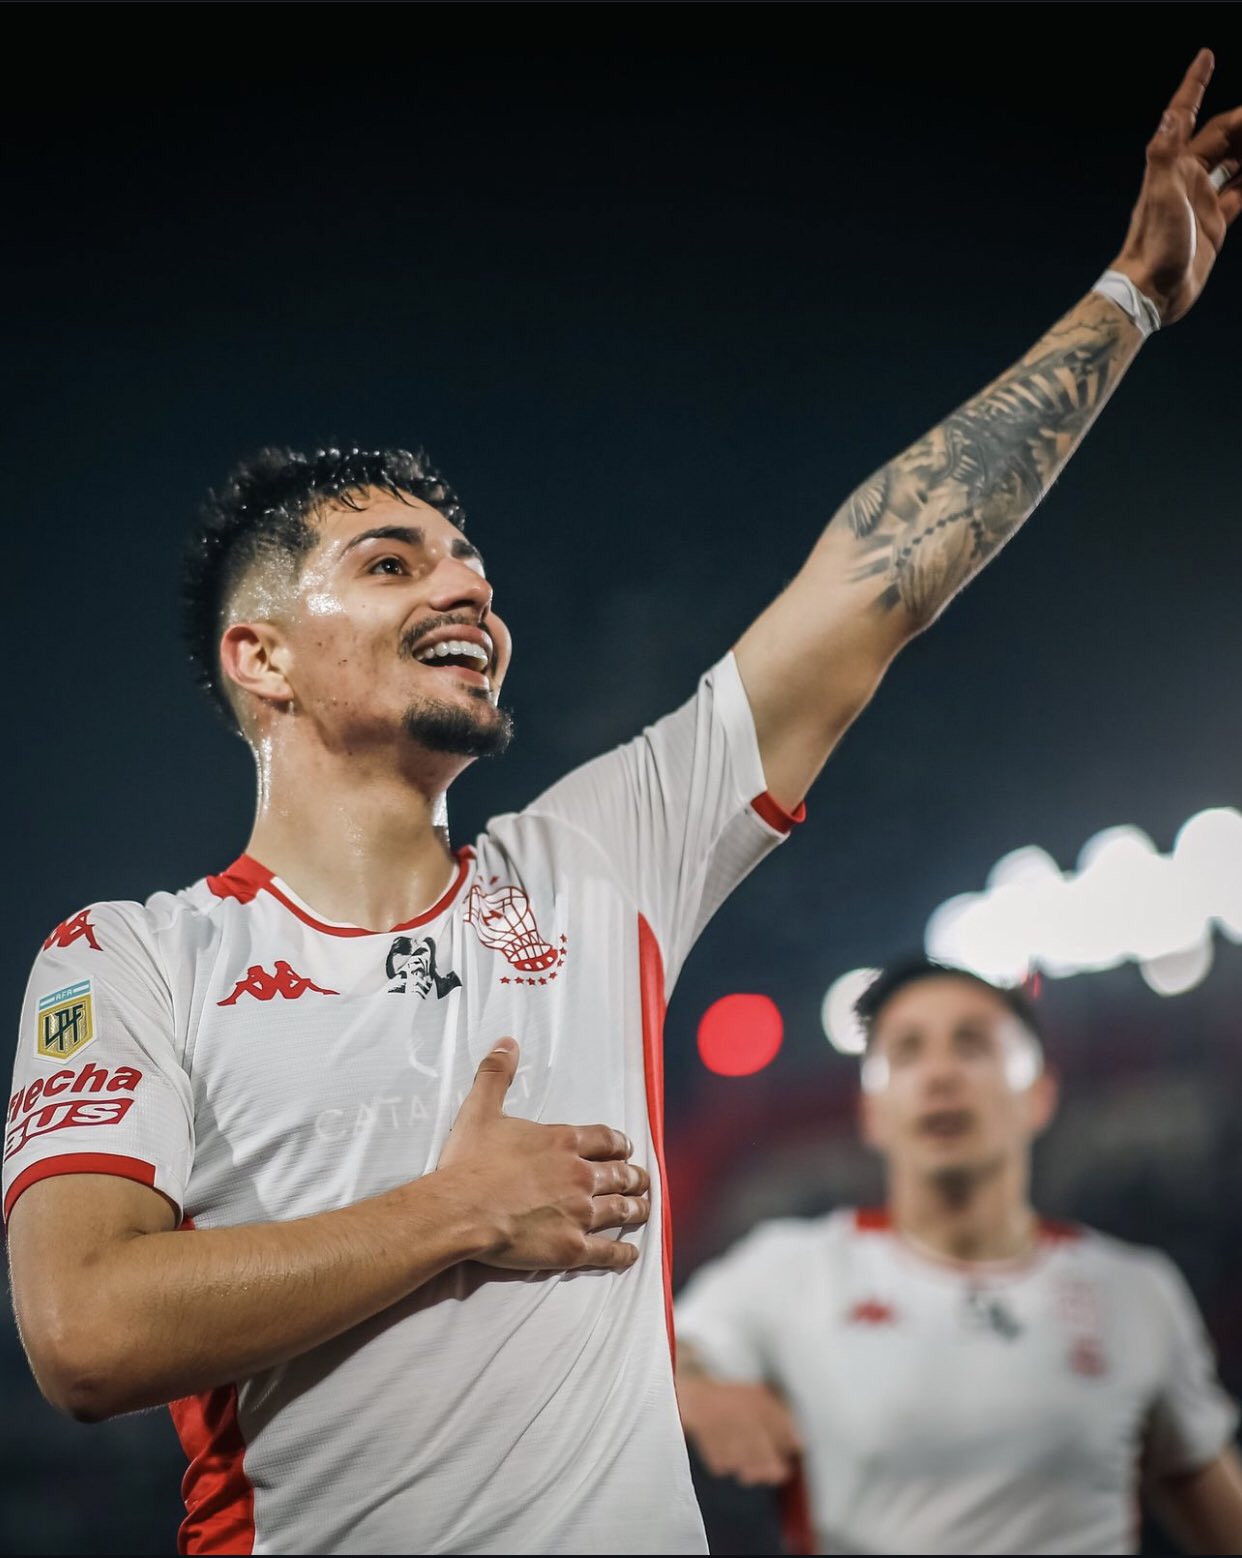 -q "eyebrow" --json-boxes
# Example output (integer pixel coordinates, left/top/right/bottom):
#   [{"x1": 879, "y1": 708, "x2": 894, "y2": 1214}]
[{"x1": 342, "y1": 524, "x2": 484, "y2": 568}]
